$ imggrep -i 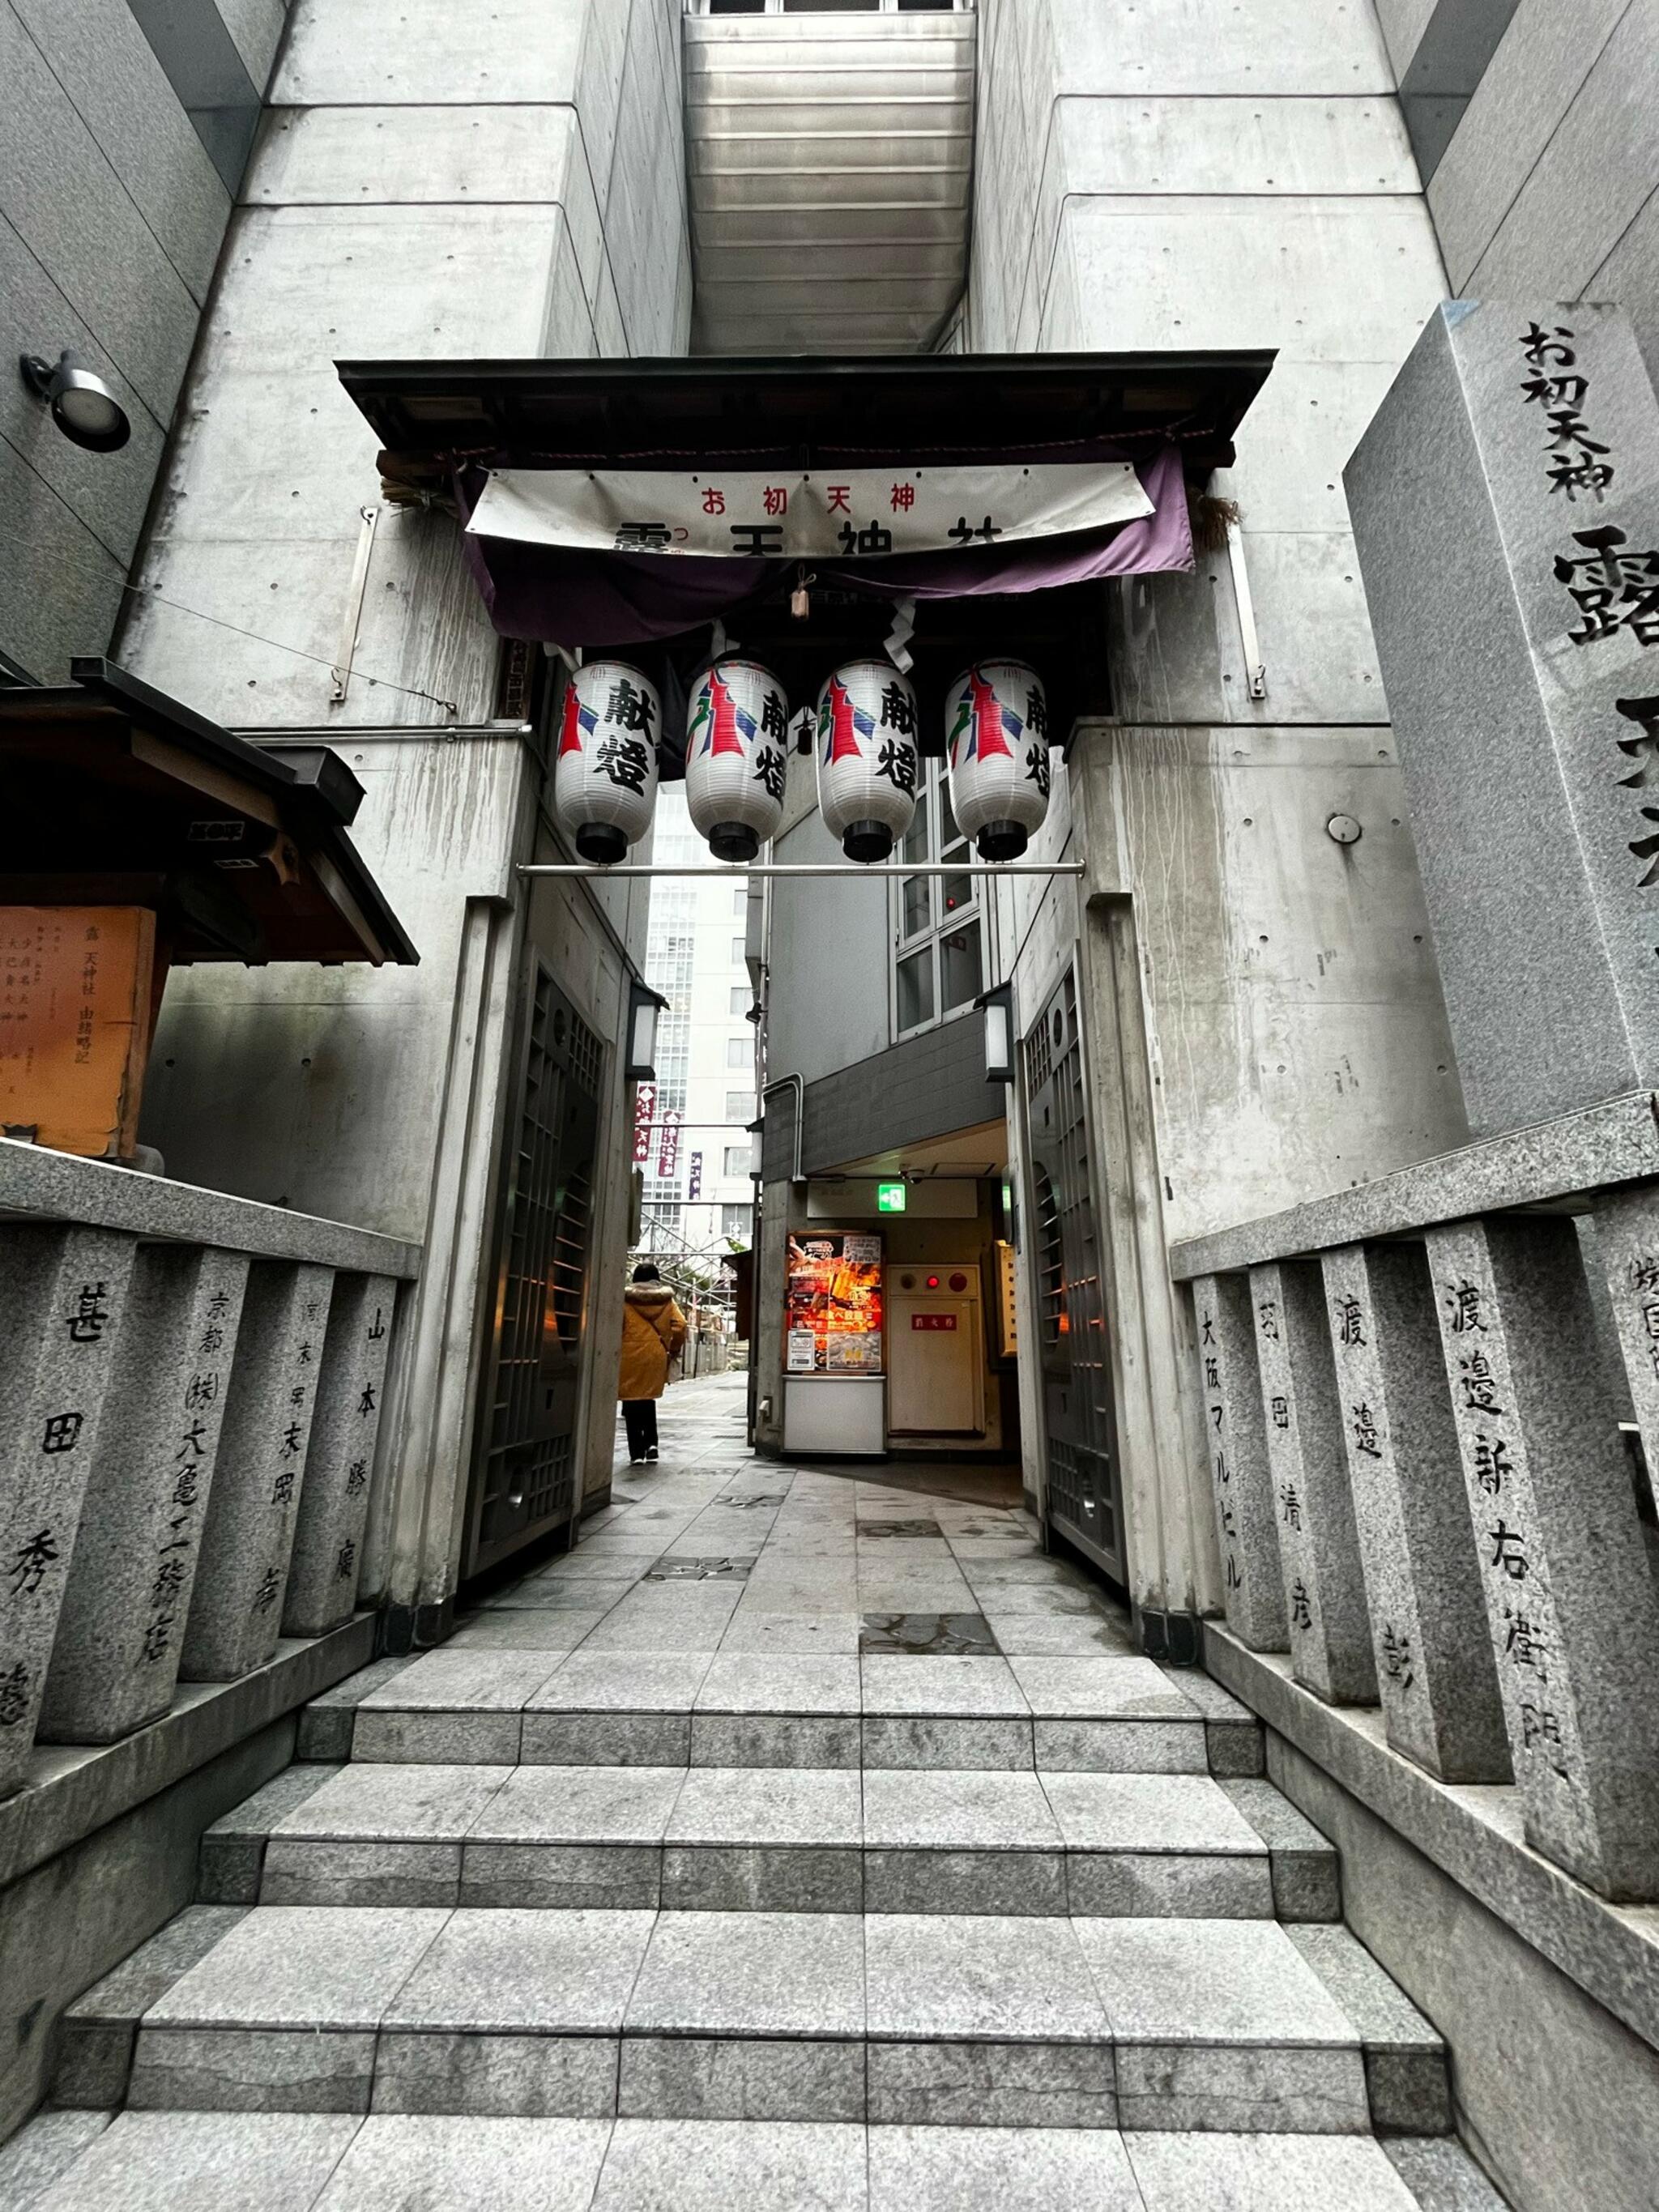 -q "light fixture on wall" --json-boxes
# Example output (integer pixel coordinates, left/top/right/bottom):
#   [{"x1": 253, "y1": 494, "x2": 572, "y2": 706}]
[
  {"x1": 975, "y1": 981, "x2": 1016, "y2": 1086},
  {"x1": 19, "y1": 350, "x2": 130, "y2": 453},
  {"x1": 625, "y1": 978, "x2": 670, "y2": 1081}
]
